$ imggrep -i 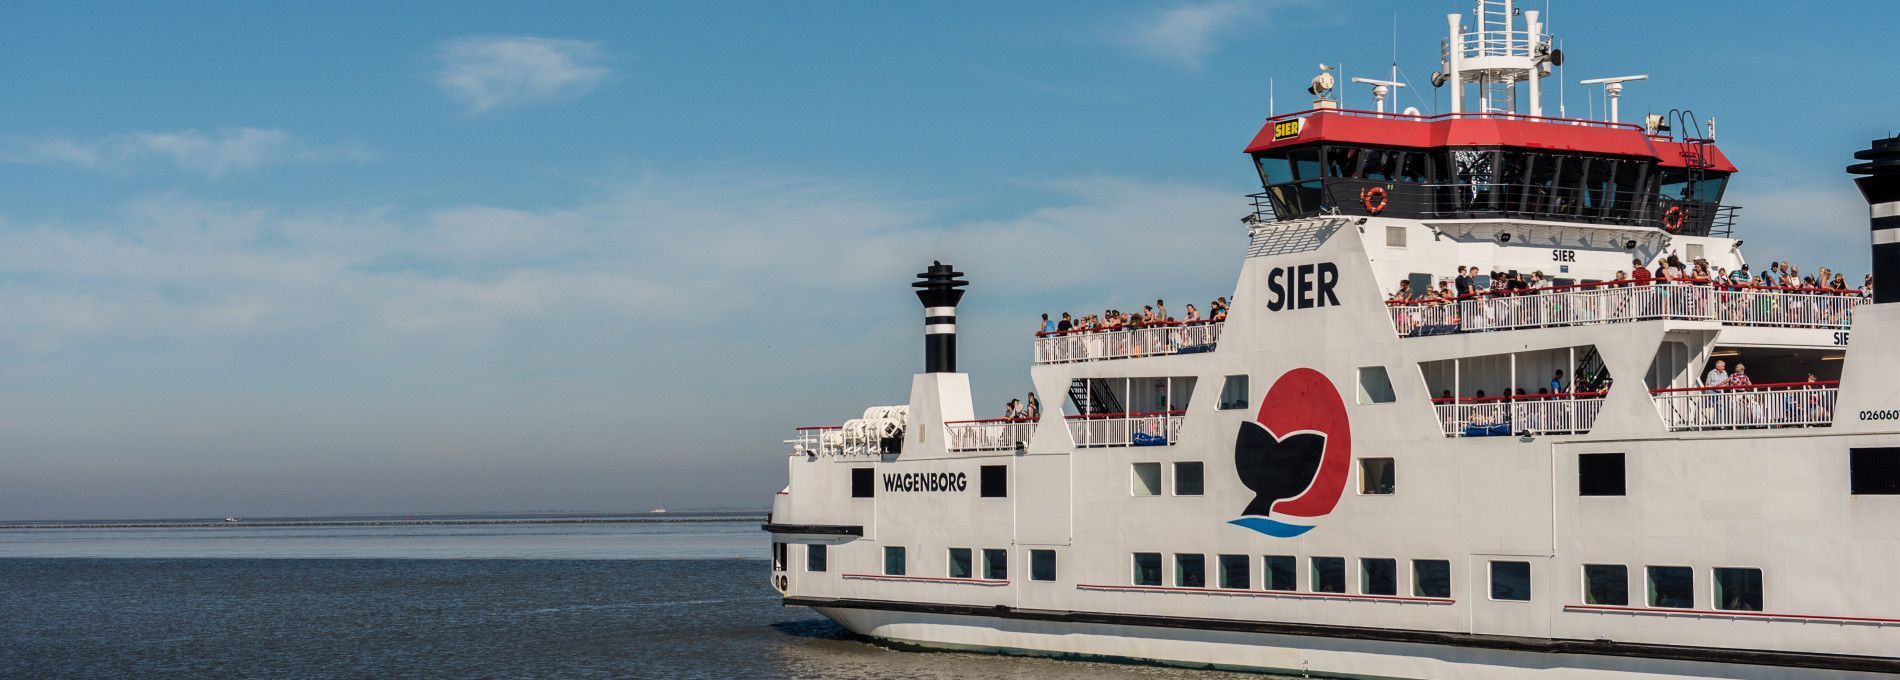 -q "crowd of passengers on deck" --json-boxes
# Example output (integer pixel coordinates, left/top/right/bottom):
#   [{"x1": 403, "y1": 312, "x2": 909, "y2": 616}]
[
  {"x1": 1038, "y1": 297, "x2": 1228, "y2": 336},
  {"x1": 1388, "y1": 255, "x2": 1872, "y2": 304},
  {"x1": 1430, "y1": 359, "x2": 1836, "y2": 437}
]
